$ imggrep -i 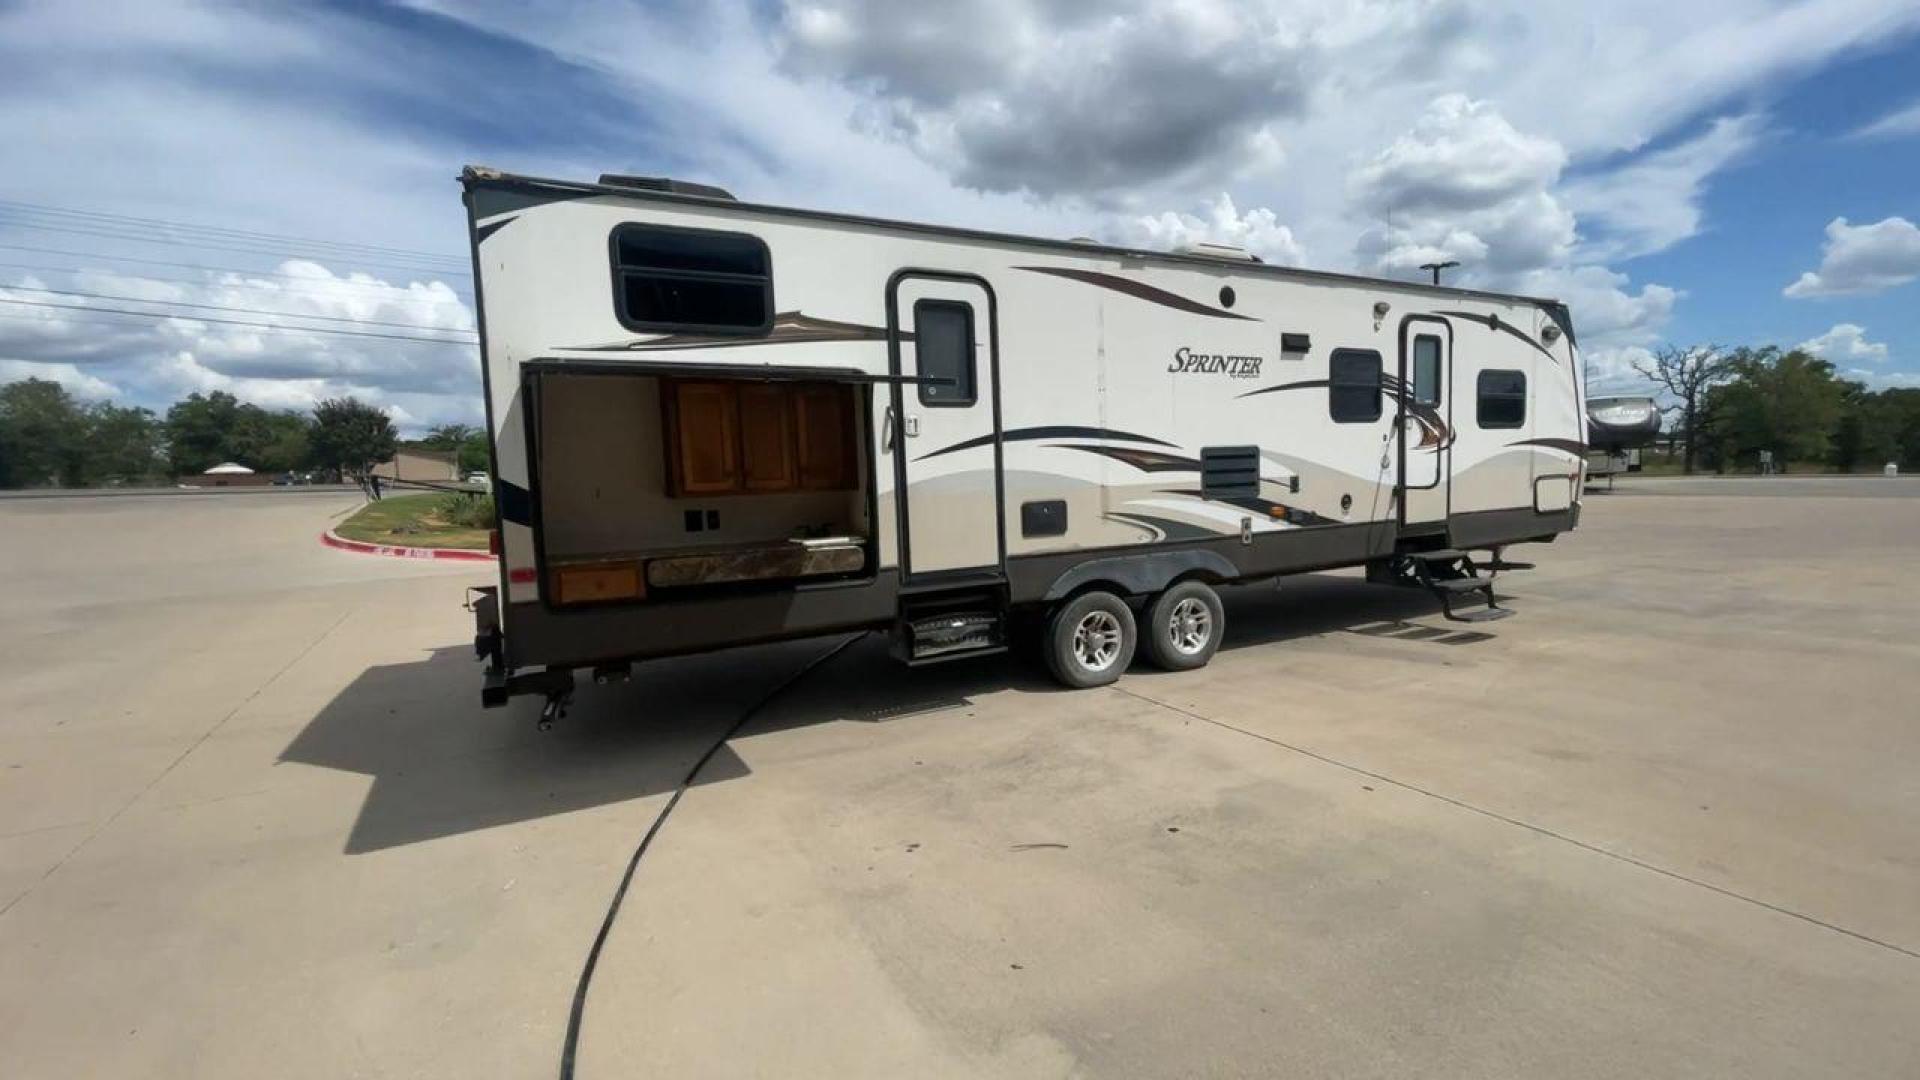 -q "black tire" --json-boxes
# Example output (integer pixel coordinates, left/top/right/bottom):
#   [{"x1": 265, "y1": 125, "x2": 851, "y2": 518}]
[
  {"x1": 1043, "y1": 590, "x2": 1137, "y2": 688},
  {"x1": 1142, "y1": 580, "x2": 1224, "y2": 671}
]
